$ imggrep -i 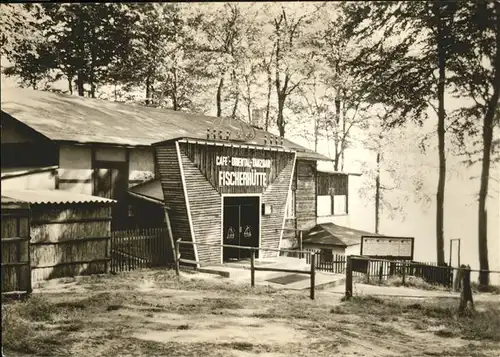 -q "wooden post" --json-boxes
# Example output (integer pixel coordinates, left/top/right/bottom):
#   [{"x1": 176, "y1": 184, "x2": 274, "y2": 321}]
[
  {"x1": 458, "y1": 264, "x2": 474, "y2": 315},
  {"x1": 310, "y1": 253, "x2": 316, "y2": 300},
  {"x1": 449, "y1": 239, "x2": 453, "y2": 267},
  {"x1": 402, "y1": 261, "x2": 406, "y2": 285},
  {"x1": 250, "y1": 248, "x2": 255, "y2": 287},
  {"x1": 164, "y1": 208, "x2": 176, "y2": 265},
  {"x1": 175, "y1": 238, "x2": 181, "y2": 277},
  {"x1": 299, "y1": 231, "x2": 303, "y2": 259},
  {"x1": 345, "y1": 256, "x2": 353, "y2": 300},
  {"x1": 366, "y1": 260, "x2": 370, "y2": 284}
]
